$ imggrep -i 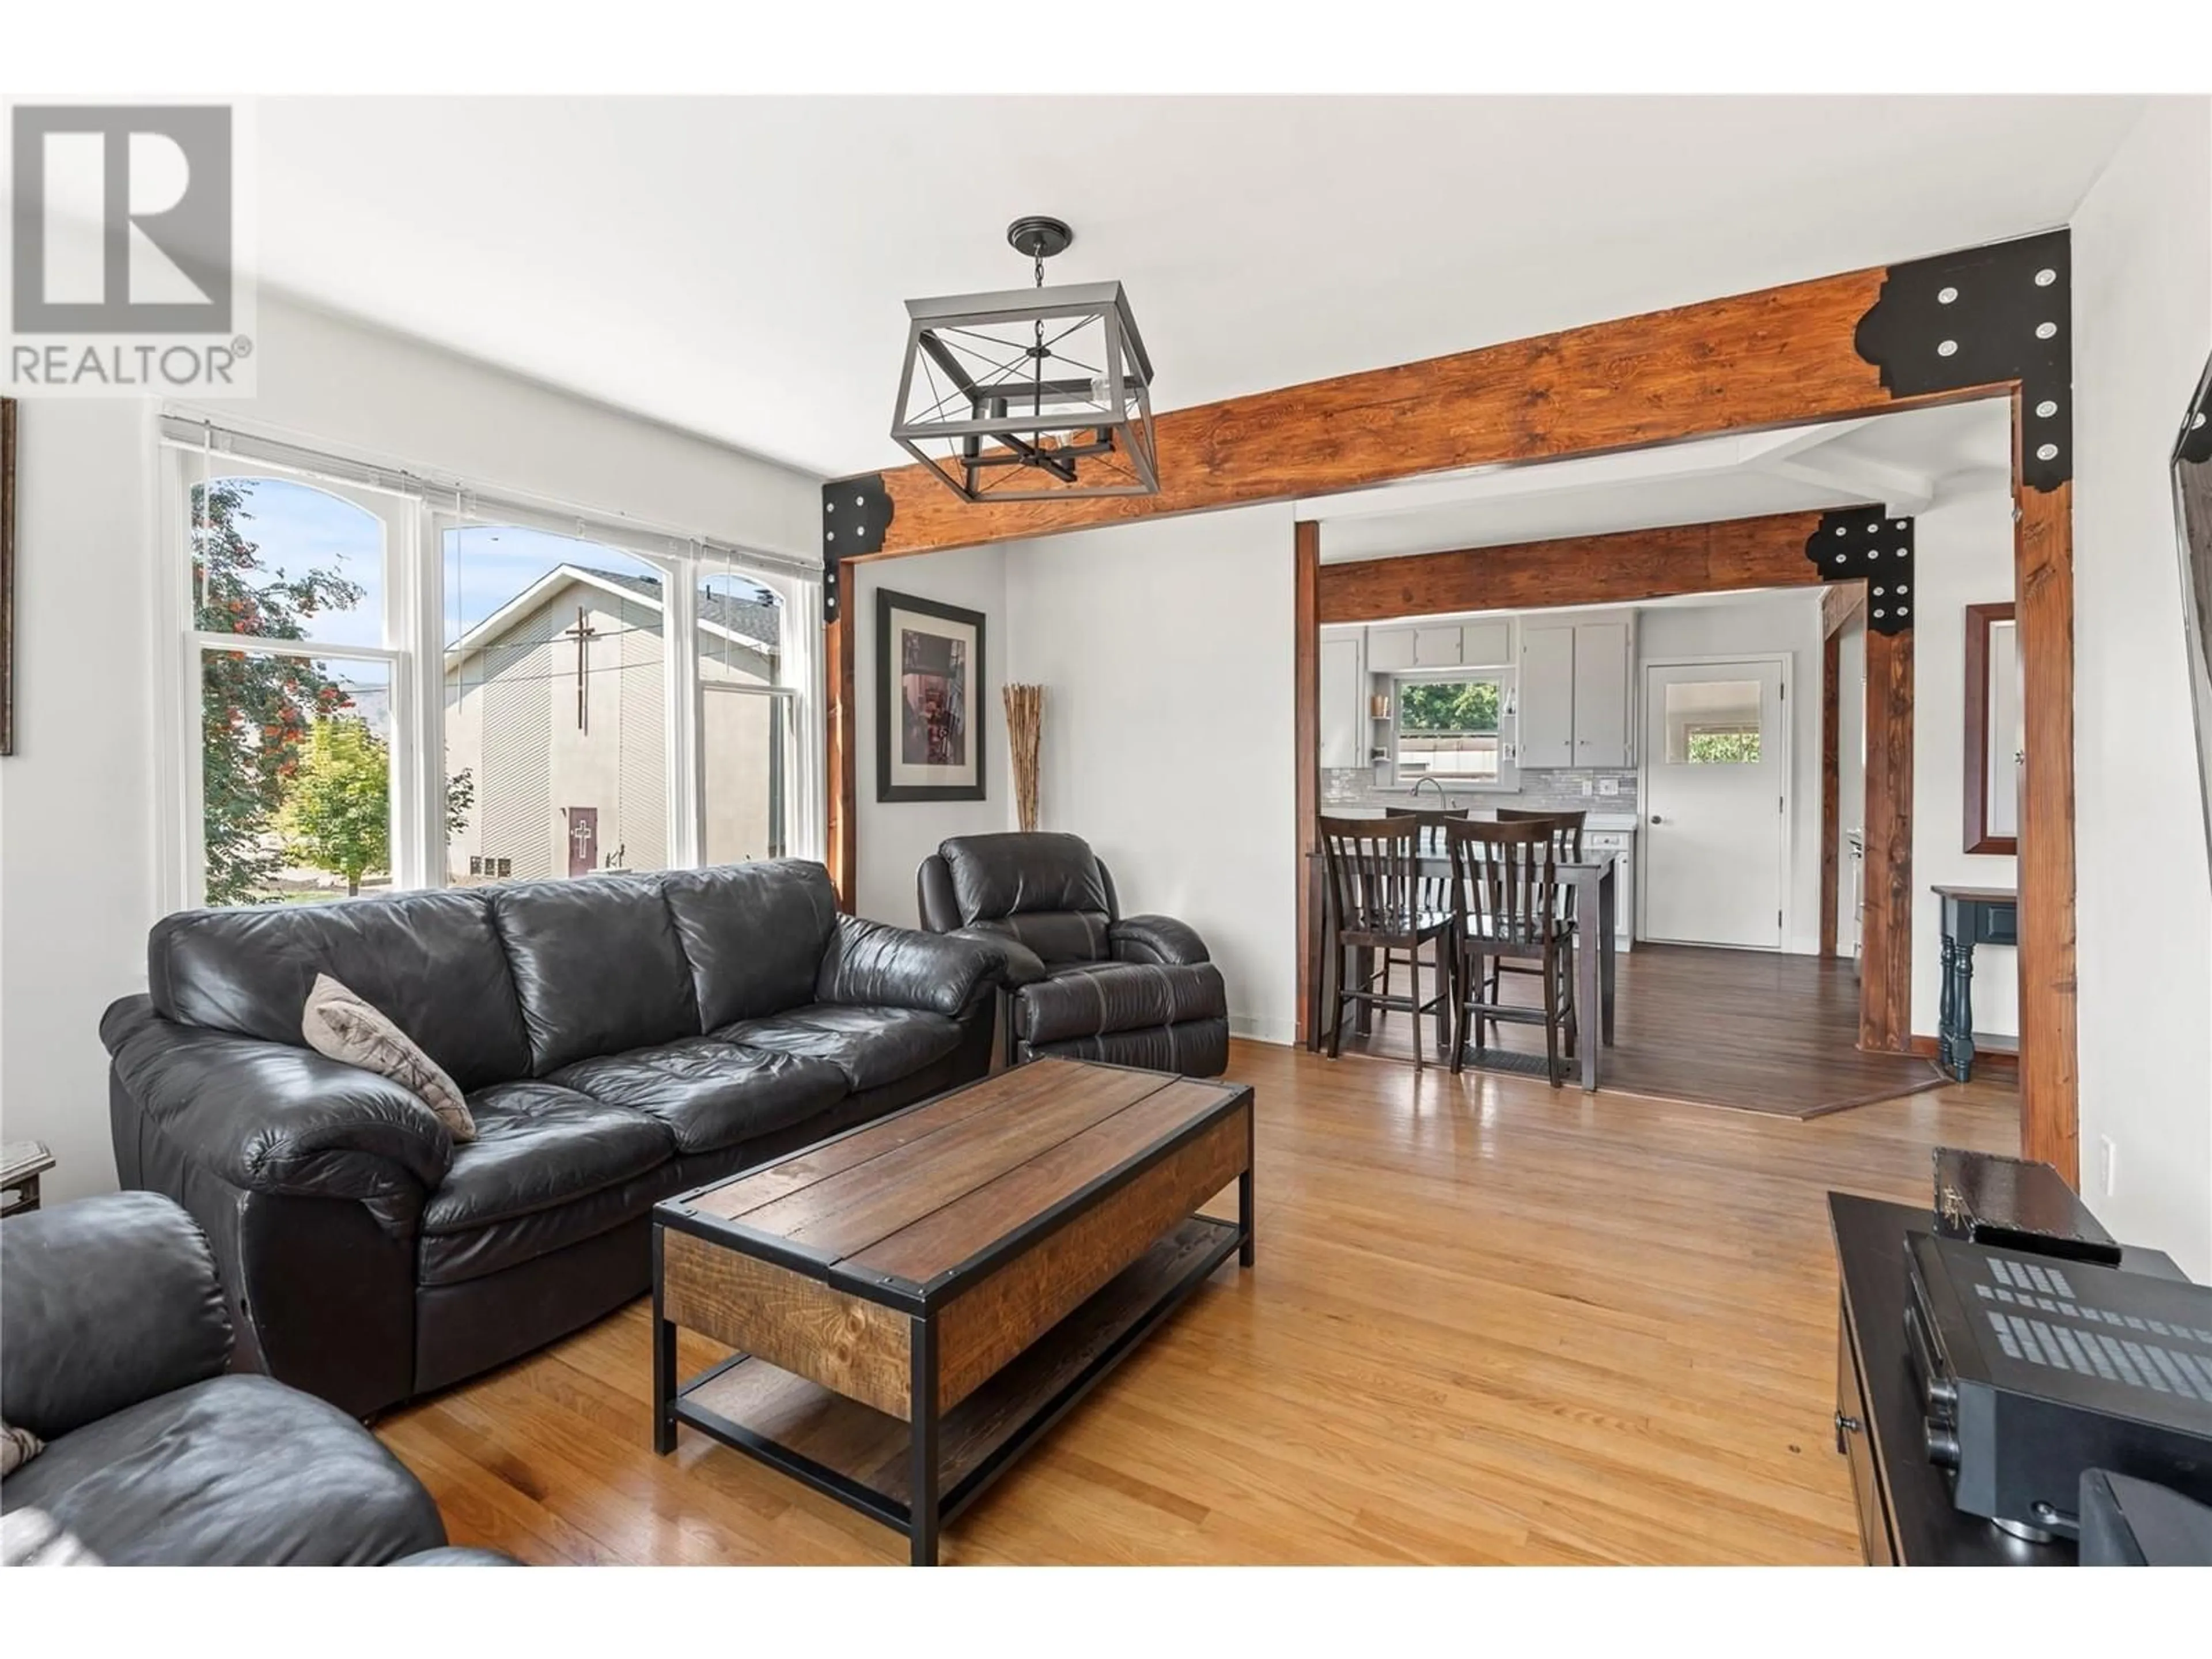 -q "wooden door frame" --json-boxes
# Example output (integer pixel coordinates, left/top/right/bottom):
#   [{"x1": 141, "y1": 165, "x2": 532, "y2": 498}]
[
  {"x1": 1298, "y1": 513, "x2": 1912, "y2": 1055},
  {"x1": 828, "y1": 230, "x2": 2077, "y2": 1181},
  {"x1": 1817, "y1": 579, "x2": 1869, "y2": 964}
]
